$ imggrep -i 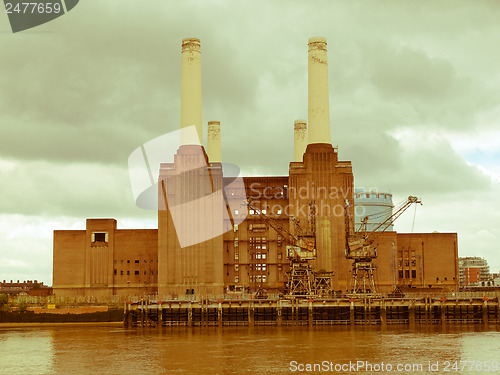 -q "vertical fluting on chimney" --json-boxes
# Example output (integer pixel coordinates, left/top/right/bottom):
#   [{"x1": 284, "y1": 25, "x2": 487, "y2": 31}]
[
  {"x1": 181, "y1": 38, "x2": 202, "y2": 145},
  {"x1": 308, "y1": 37, "x2": 331, "y2": 144},
  {"x1": 207, "y1": 121, "x2": 221, "y2": 162},
  {"x1": 294, "y1": 120, "x2": 307, "y2": 162}
]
